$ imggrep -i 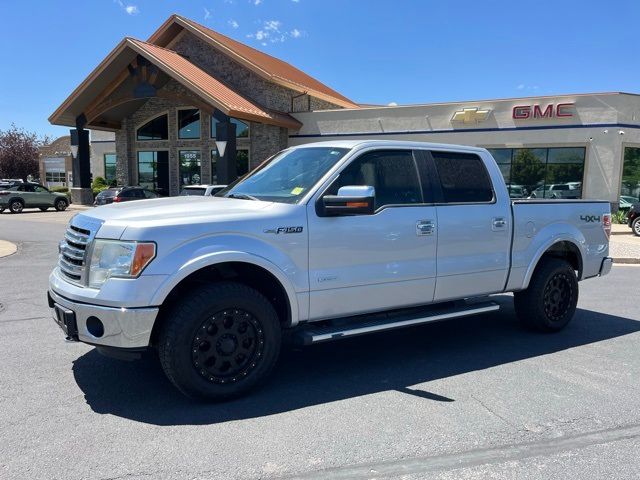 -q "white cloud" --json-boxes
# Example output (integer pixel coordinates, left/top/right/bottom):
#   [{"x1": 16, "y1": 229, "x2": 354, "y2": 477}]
[
  {"x1": 254, "y1": 0, "x2": 262, "y2": 4},
  {"x1": 204, "y1": 7, "x2": 211, "y2": 20},
  {"x1": 247, "y1": 20, "x2": 305, "y2": 45},
  {"x1": 516, "y1": 84, "x2": 525, "y2": 90},
  {"x1": 264, "y1": 20, "x2": 281, "y2": 31},
  {"x1": 292, "y1": 0, "x2": 300, "y2": 2},
  {"x1": 516, "y1": 84, "x2": 540, "y2": 92},
  {"x1": 290, "y1": 28, "x2": 302, "y2": 38},
  {"x1": 228, "y1": 19, "x2": 239, "y2": 28},
  {"x1": 125, "y1": 4, "x2": 138, "y2": 14}
]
